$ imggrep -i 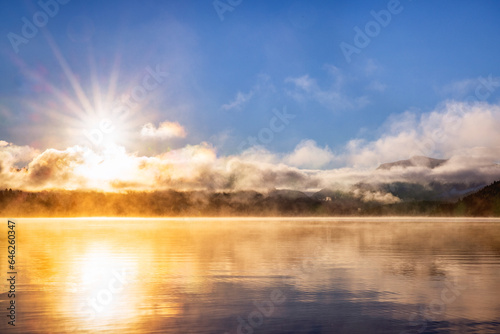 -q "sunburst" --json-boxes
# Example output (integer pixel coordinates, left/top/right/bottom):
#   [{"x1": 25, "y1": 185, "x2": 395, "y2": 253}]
[{"x1": 14, "y1": 29, "x2": 151, "y2": 152}]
